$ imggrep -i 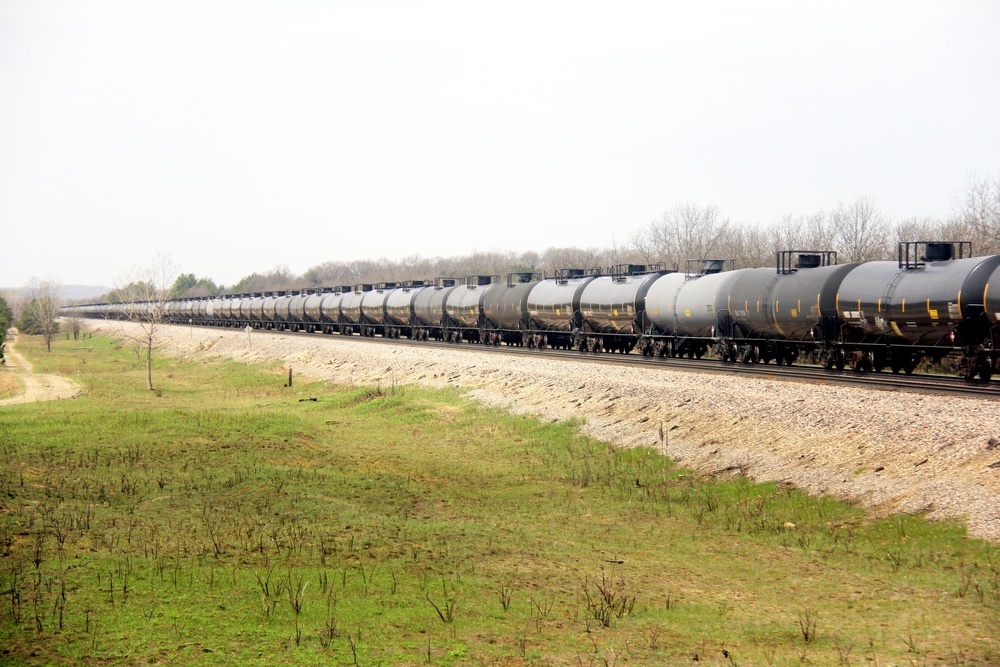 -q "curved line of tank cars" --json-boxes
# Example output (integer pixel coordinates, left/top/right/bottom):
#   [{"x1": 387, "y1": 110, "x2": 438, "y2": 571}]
[{"x1": 64, "y1": 242, "x2": 1000, "y2": 382}]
